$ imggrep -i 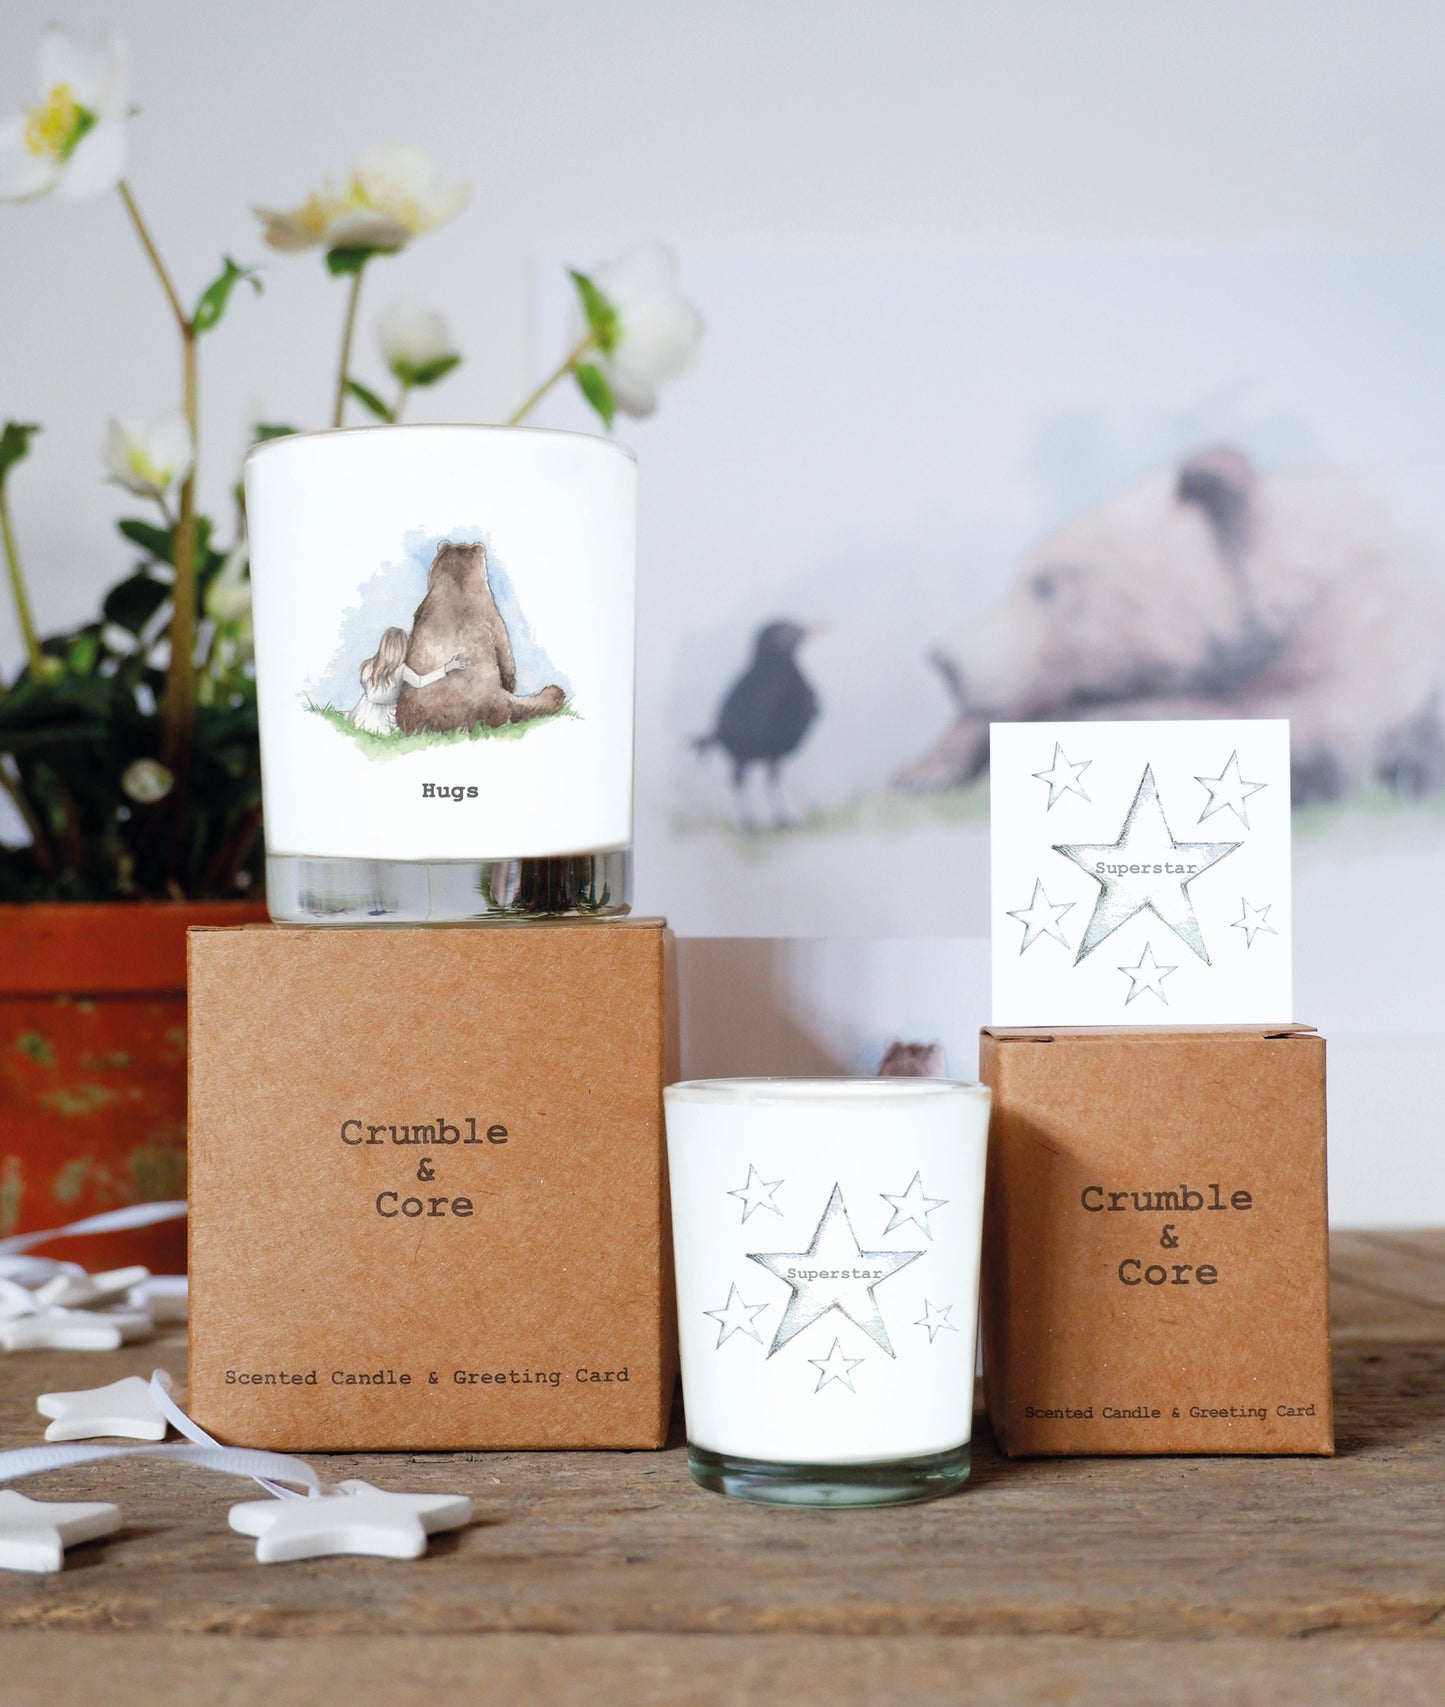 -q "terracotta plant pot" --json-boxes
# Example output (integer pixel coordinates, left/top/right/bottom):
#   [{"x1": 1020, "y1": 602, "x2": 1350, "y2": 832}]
[{"x1": 0, "y1": 901, "x2": 268, "y2": 1274}]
